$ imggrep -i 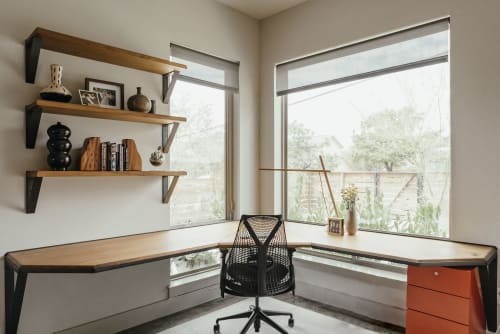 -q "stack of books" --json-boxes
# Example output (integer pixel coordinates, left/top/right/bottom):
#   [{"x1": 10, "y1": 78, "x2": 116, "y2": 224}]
[{"x1": 100, "y1": 140, "x2": 129, "y2": 171}]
